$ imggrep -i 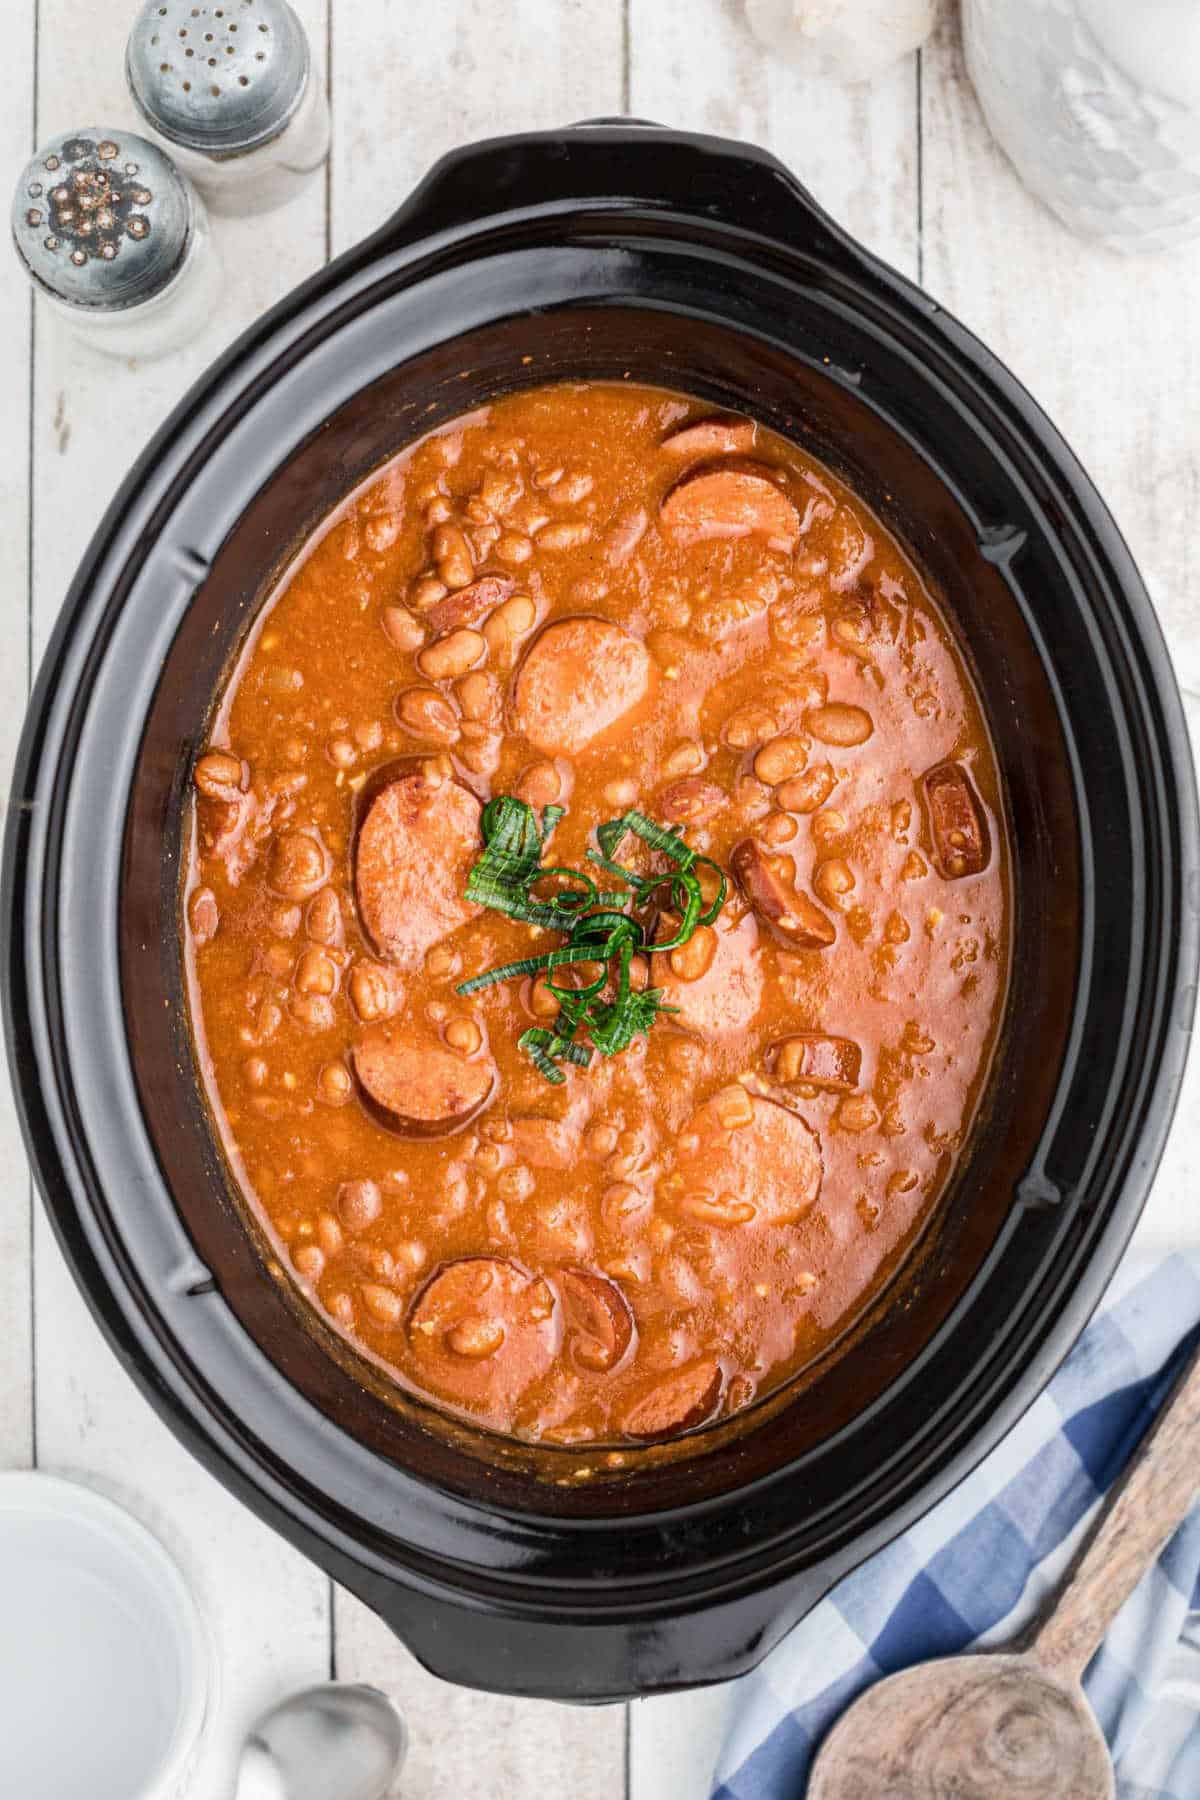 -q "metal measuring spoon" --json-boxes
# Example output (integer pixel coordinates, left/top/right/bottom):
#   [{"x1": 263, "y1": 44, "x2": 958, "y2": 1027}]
[
  {"x1": 235, "y1": 1682, "x2": 407, "y2": 1800},
  {"x1": 809, "y1": 1340, "x2": 1200, "y2": 1799}
]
